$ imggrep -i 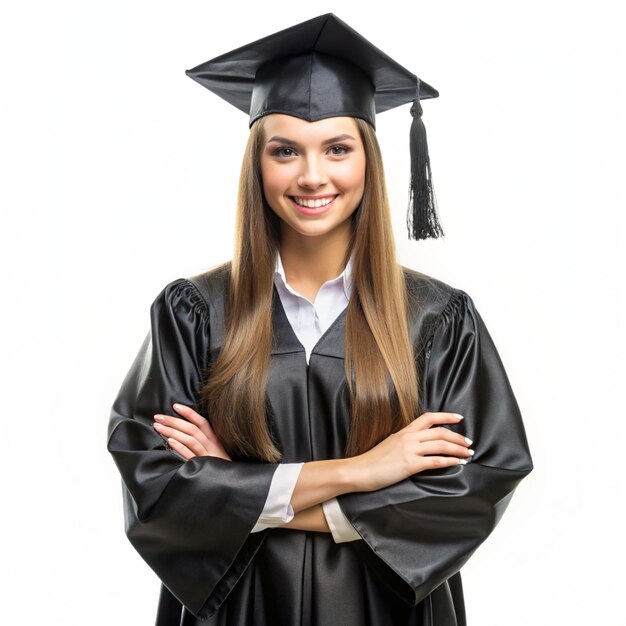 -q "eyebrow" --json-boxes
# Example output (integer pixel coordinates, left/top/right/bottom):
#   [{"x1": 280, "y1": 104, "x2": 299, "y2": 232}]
[{"x1": 266, "y1": 133, "x2": 356, "y2": 146}]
